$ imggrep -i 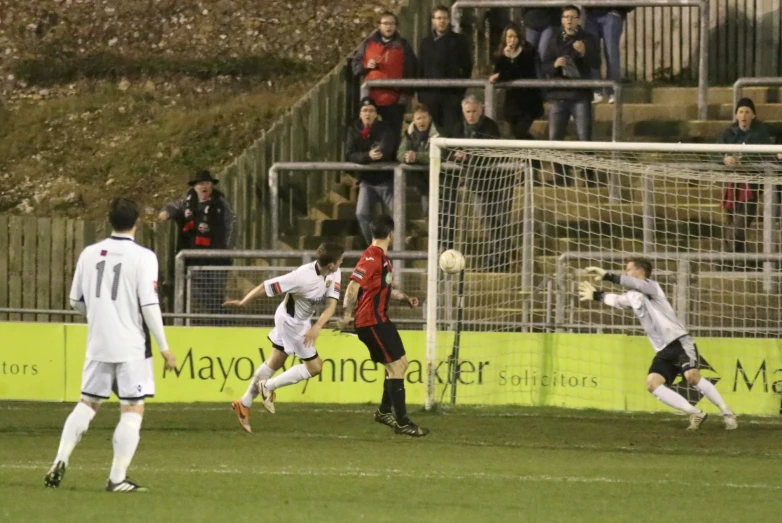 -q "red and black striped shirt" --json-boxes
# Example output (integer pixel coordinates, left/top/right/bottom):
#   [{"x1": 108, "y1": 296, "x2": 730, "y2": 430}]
[{"x1": 351, "y1": 245, "x2": 393, "y2": 328}]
